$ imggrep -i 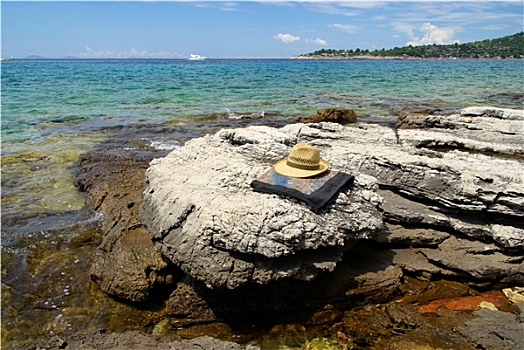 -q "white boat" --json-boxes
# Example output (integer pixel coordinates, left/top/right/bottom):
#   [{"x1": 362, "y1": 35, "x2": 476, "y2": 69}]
[{"x1": 188, "y1": 54, "x2": 206, "y2": 61}]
